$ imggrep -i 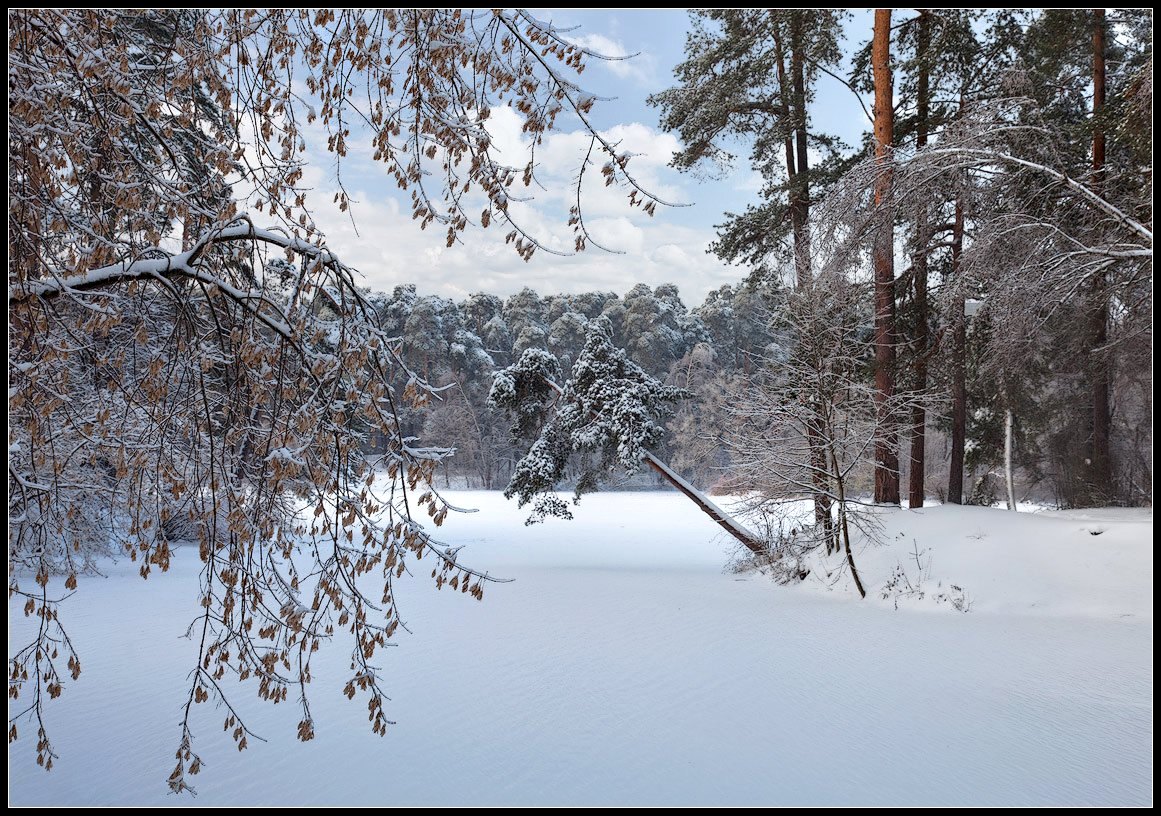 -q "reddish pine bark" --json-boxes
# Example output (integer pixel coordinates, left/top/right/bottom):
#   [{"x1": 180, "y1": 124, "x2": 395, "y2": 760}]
[{"x1": 872, "y1": 9, "x2": 900, "y2": 505}]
